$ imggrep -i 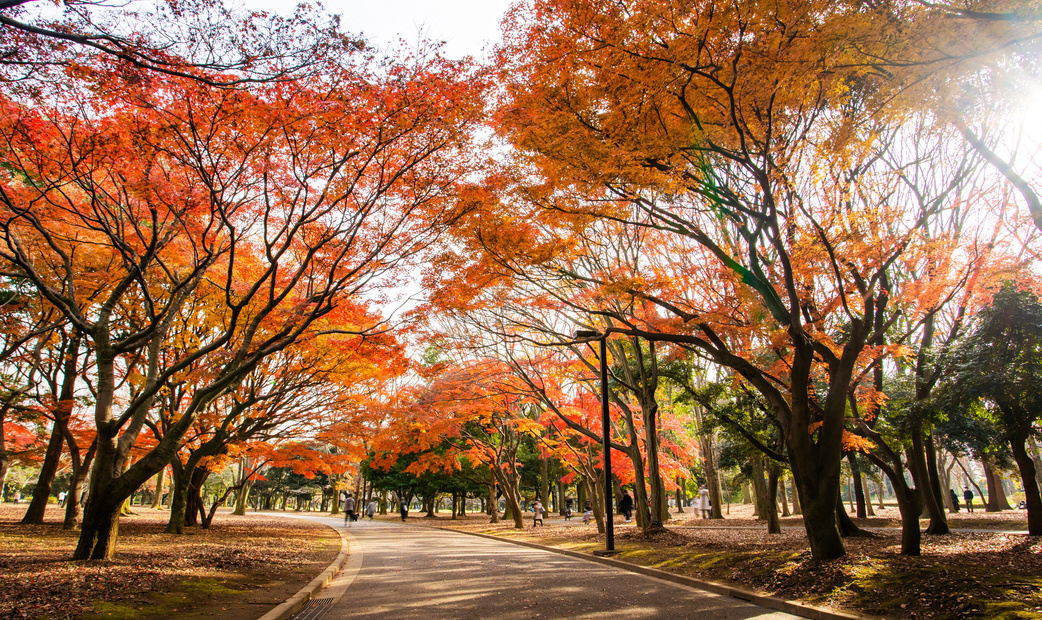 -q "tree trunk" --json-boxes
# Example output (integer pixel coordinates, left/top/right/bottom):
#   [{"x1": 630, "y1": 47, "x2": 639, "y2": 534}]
[
  {"x1": 908, "y1": 433, "x2": 949, "y2": 535},
  {"x1": 625, "y1": 443, "x2": 653, "y2": 531},
  {"x1": 1010, "y1": 431, "x2": 1042, "y2": 536},
  {"x1": 924, "y1": 434, "x2": 948, "y2": 523},
  {"x1": 200, "y1": 485, "x2": 235, "y2": 529},
  {"x1": 63, "y1": 439, "x2": 96, "y2": 530},
  {"x1": 658, "y1": 475, "x2": 670, "y2": 522},
  {"x1": 167, "y1": 460, "x2": 190, "y2": 534},
  {"x1": 615, "y1": 337, "x2": 666, "y2": 530},
  {"x1": 487, "y1": 481, "x2": 498, "y2": 523},
  {"x1": 539, "y1": 457, "x2": 550, "y2": 507},
  {"x1": 74, "y1": 492, "x2": 122, "y2": 560},
  {"x1": 983, "y1": 457, "x2": 1012, "y2": 511},
  {"x1": 779, "y1": 475, "x2": 790, "y2": 517},
  {"x1": 847, "y1": 453, "x2": 867, "y2": 519},
  {"x1": 151, "y1": 468, "x2": 166, "y2": 510},
  {"x1": 751, "y1": 457, "x2": 770, "y2": 520},
  {"x1": 73, "y1": 420, "x2": 123, "y2": 560},
  {"x1": 583, "y1": 473, "x2": 605, "y2": 534},
  {"x1": 797, "y1": 484, "x2": 845, "y2": 560},
  {"x1": 185, "y1": 469, "x2": 208, "y2": 526},
  {"x1": 699, "y1": 421, "x2": 724, "y2": 519},
  {"x1": 865, "y1": 450, "x2": 922, "y2": 555},
  {"x1": 765, "y1": 462, "x2": 781, "y2": 534},
  {"x1": 865, "y1": 484, "x2": 875, "y2": 517},
  {"x1": 836, "y1": 495, "x2": 862, "y2": 537},
  {"x1": 790, "y1": 475, "x2": 802, "y2": 515},
  {"x1": 166, "y1": 461, "x2": 209, "y2": 533},
  {"x1": 233, "y1": 480, "x2": 252, "y2": 516},
  {"x1": 23, "y1": 335, "x2": 81, "y2": 525},
  {"x1": 0, "y1": 458, "x2": 8, "y2": 506},
  {"x1": 72, "y1": 341, "x2": 185, "y2": 559},
  {"x1": 893, "y1": 479, "x2": 924, "y2": 555},
  {"x1": 493, "y1": 468, "x2": 523, "y2": 529},
  {"x1": 557, "y1": 479, "x2": 566, "y2": 516},
  {"x1": 21, "y1": 422, "x2": 65, "y2": 525}
]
